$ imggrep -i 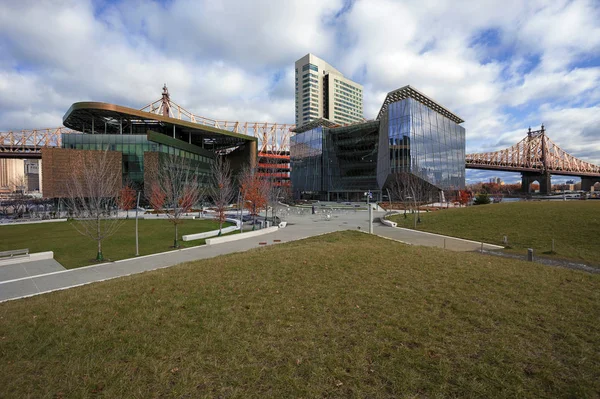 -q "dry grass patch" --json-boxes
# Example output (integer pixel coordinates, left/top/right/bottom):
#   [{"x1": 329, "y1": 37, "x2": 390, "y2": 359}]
[
  {"x1": 388, "y1": 201, "x2": 600, "y2": 266},
  {"x1": 1, "y1": 231, "x2": 599, "y2": 398}
]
